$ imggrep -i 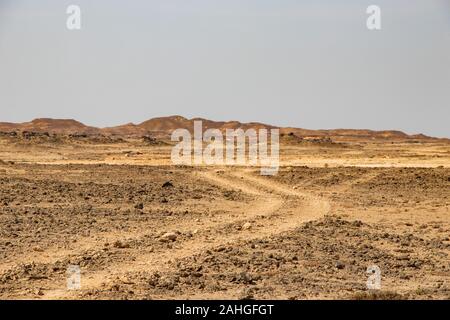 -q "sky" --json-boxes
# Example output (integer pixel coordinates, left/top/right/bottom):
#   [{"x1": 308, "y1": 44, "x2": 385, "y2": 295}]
[{"x1": 0, "y1": 0, "x2": 449, "y2": 137}]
